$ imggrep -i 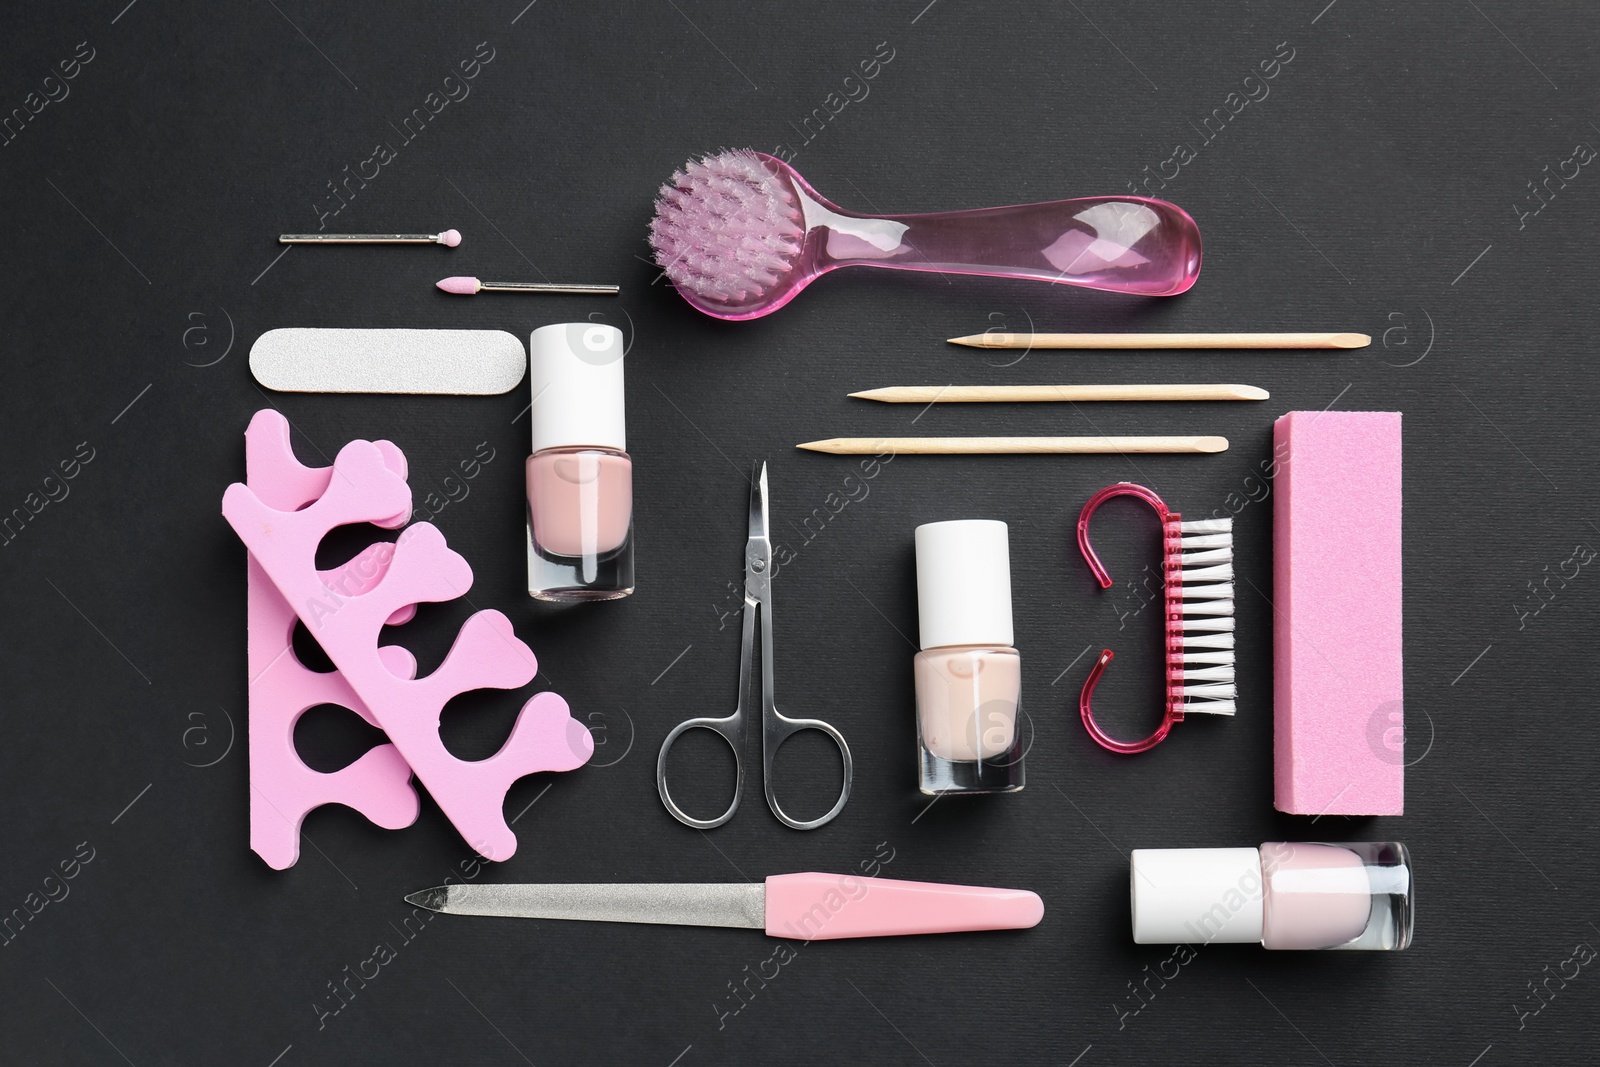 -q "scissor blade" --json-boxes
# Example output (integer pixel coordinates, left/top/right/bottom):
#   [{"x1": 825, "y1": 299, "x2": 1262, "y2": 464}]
[
  {"x1": 747, "y1": 462, "x2": 769, "y2": 544},
  {"x1": 404, "y1": 883, "x2": 767, "y2": 930}
]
